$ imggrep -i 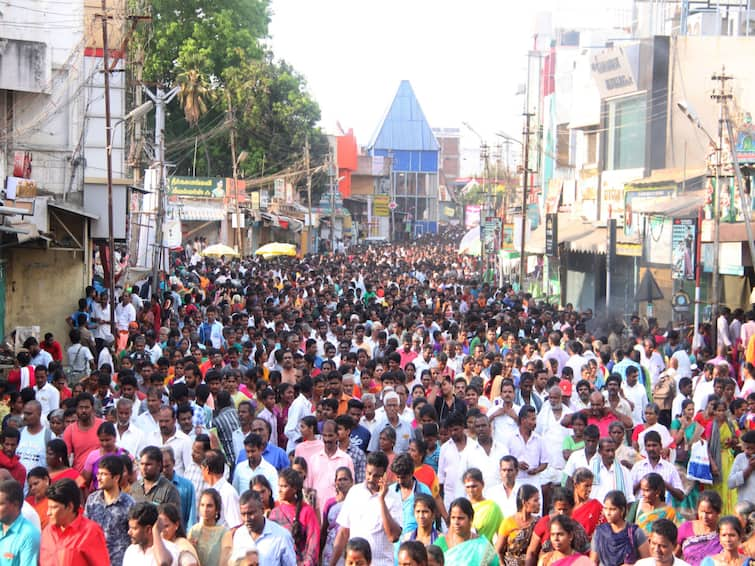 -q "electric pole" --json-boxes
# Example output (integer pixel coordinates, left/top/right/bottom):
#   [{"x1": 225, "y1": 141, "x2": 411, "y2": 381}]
[
  {"x1": 144, "y1": 86, "x2": 179, "y2": 298},
  {"x1": 520, "y1": 112, "x2": 534, "y2": 290},
  {"x1": 329, "y1": 147, "x2": 336, "y2": 253},
  {"x1": 305, "y1": 133, "x2": 312, "y2": 254},
  {"x1": 100, "y1": 0, "x2": 117, "y2": 335},
  {"x1": 227, "y1": 91, "x2": 243, "y2": 254}
]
